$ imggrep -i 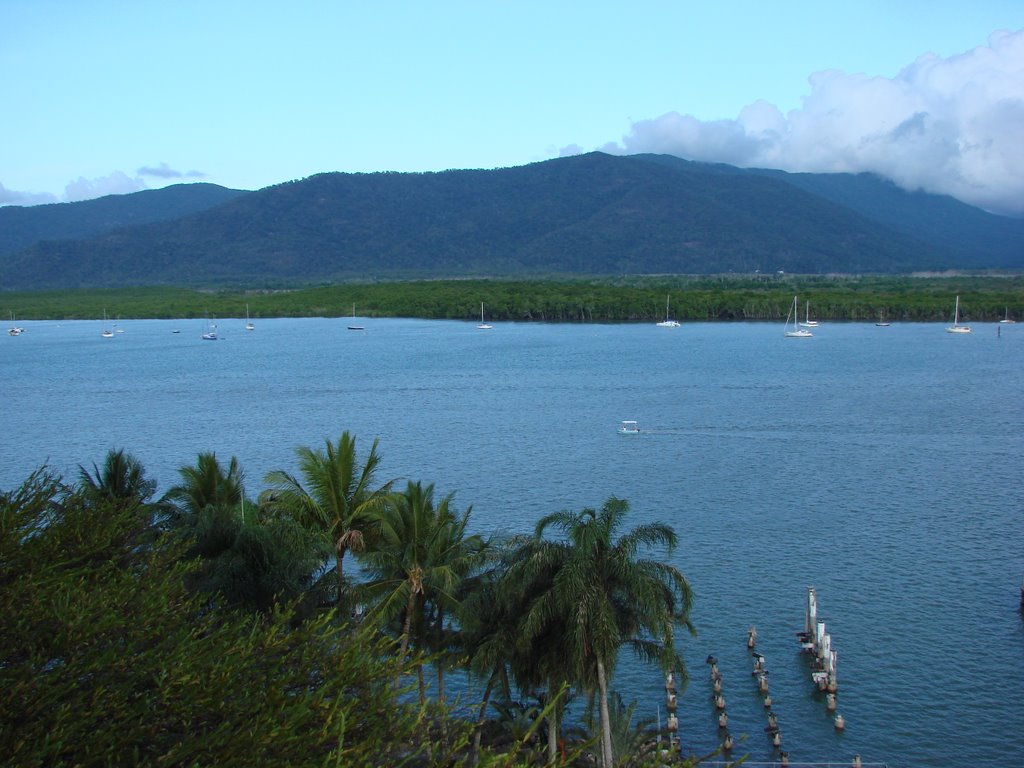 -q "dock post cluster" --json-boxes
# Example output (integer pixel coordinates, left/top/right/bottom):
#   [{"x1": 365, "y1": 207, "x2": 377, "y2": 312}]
[{"x1": 796, "y1": 586, "x2": 844, "y2": 730}]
